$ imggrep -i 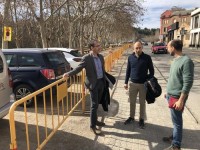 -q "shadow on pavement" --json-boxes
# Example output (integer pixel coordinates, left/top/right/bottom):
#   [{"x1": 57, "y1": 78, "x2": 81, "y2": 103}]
[
  {"x1": 0, "y1": 117, "x2": 112, "y2": 150},
  {"x1": 43, "y1": 130, "x2": 112, "y2": 150},
  {"x1": 102, "y1": 120, "x2": 200, "y2": 150}
]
